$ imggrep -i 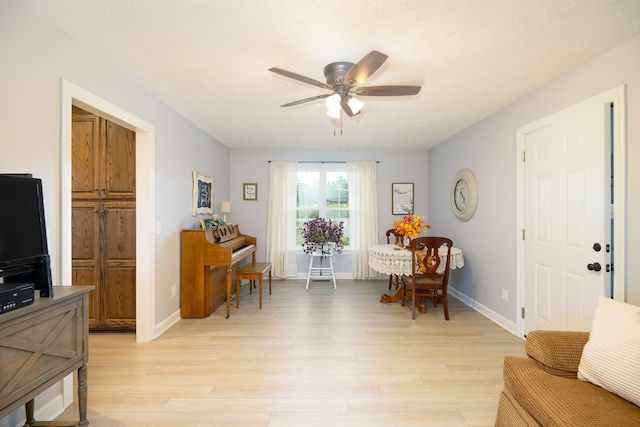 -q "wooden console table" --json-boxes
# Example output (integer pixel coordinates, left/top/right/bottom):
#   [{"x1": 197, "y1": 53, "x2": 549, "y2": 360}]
[{"x1": 0, "y1": 286, "x2": 93, "y2": 426}]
